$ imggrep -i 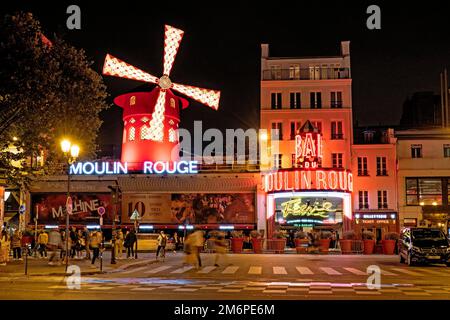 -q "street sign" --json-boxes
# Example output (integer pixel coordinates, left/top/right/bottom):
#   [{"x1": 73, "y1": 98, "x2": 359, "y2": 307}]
[
  {"x1": 130, "y1": 209, "x2": 141, "y2": 221},
  {"x1": 19, "y1": 204, "x2": 26, "y2": 214},
  {"x1": 66, "y1": 196, "x2": 73, "y2": 215},
  {"x1": 97, "y1": 206, "x2": 106, "y2": 216}
]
